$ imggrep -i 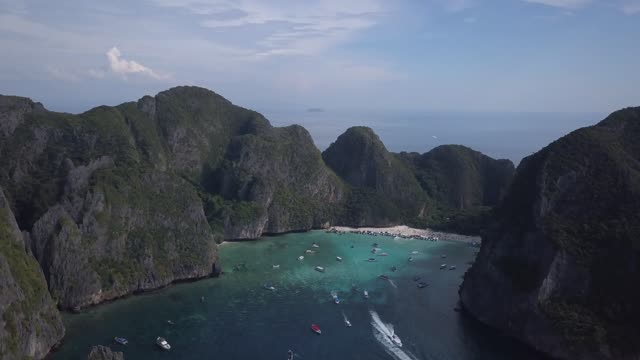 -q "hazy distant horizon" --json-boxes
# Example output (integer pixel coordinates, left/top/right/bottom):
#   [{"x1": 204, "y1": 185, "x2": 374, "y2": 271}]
[{"x1": 262, "y1": 108, "x2": 605, "y2": 165}]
